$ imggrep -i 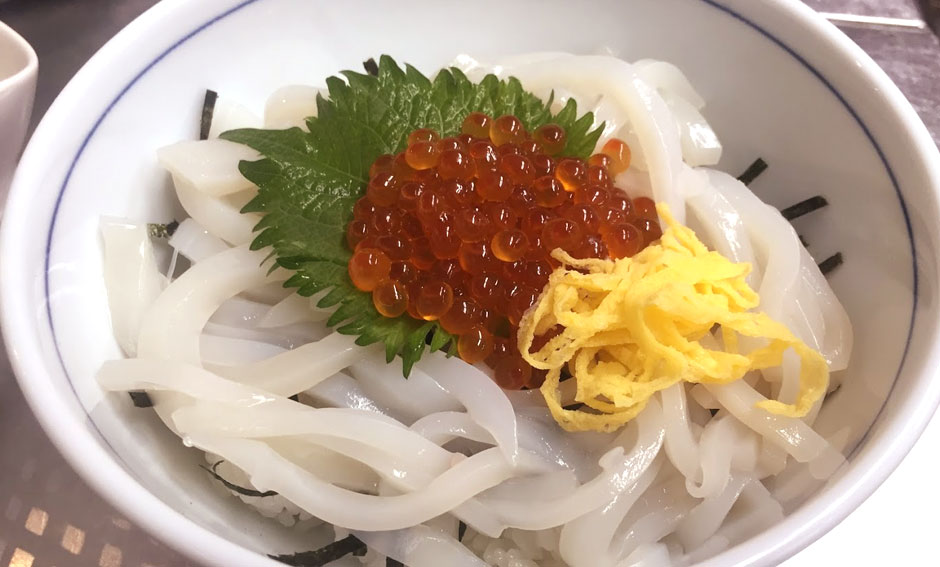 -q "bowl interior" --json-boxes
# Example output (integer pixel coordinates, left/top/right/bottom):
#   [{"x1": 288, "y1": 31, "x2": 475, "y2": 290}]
[{"x1": 7, "y1": 0, "x2": 940, "y2": 565}]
